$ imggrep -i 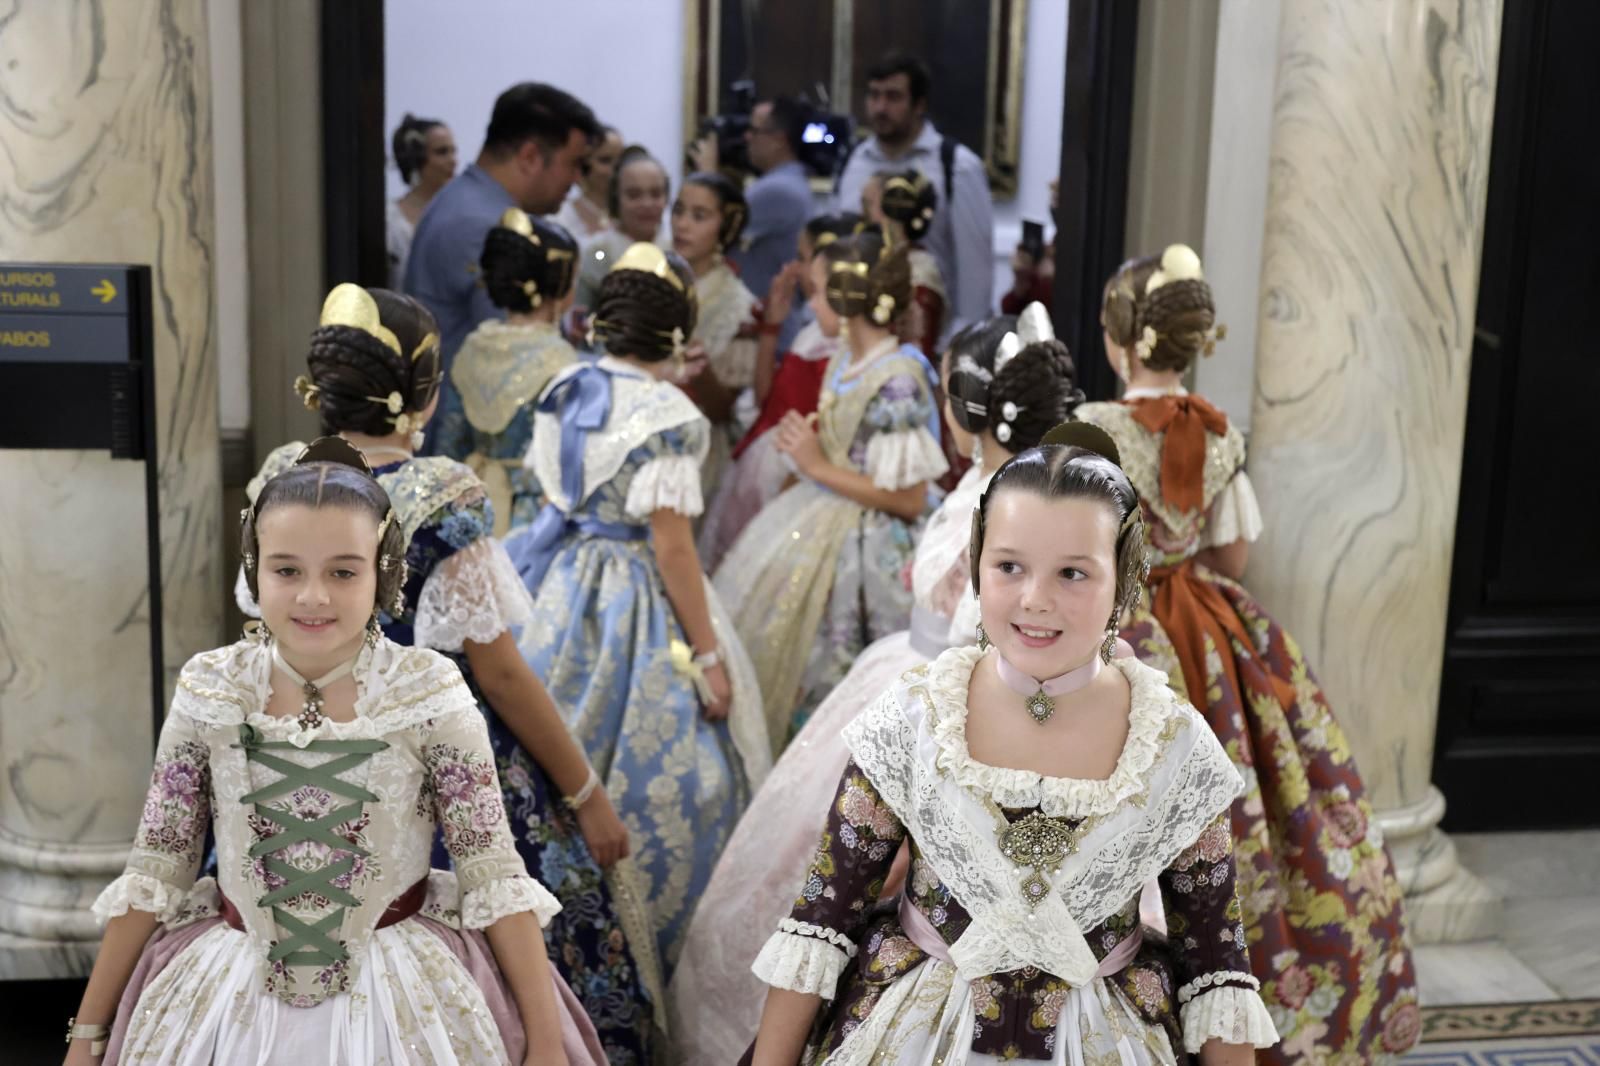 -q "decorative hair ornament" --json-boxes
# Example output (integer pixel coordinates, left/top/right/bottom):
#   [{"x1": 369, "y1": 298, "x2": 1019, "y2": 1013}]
[
  {"x1": 871, "y1": 293, "x2": 896, "y2": 325},
  {"x1": 1143, "y1": 243, "x2": 1204, "y2": 296},
  {"x1": 1135, "y1": 325, "x2": 1159, "y2": 363},
  {"x1": 1202, "y1": 321, "x2": 1228, "y2": 357},
  {"x1": 320, "y1": 283, "x2": 402, "y2": 357},
  {"x1": 1016, "y1": 301, "x2": 1055, "y2": 345},
  {"x1": 814, "y1": 231, "x2": 840, "y2": 248},
  {"x1": 499, "y1": 207, "x2": 540, "y2": 245},
  {"x1": 610, "y1": 241, "x2": 685, "y2": 291},
  {"x1": 992, "y1": 331, "x2": 1023, "y2": 373},
  {"x1": 293, "y1": 374, "x2": 321, "y2": 411},
  {"x1": 523, "y1": 279, "x2": 542, "y2": 307}
]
